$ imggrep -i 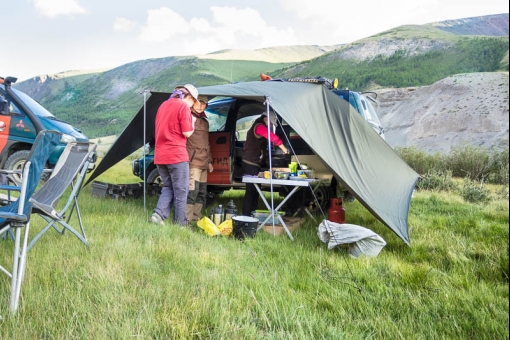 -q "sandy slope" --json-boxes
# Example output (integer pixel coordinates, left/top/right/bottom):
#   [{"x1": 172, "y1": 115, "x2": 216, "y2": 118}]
[{"x1": 375, "y1": 72, "x2": 509, "y2": 152}]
